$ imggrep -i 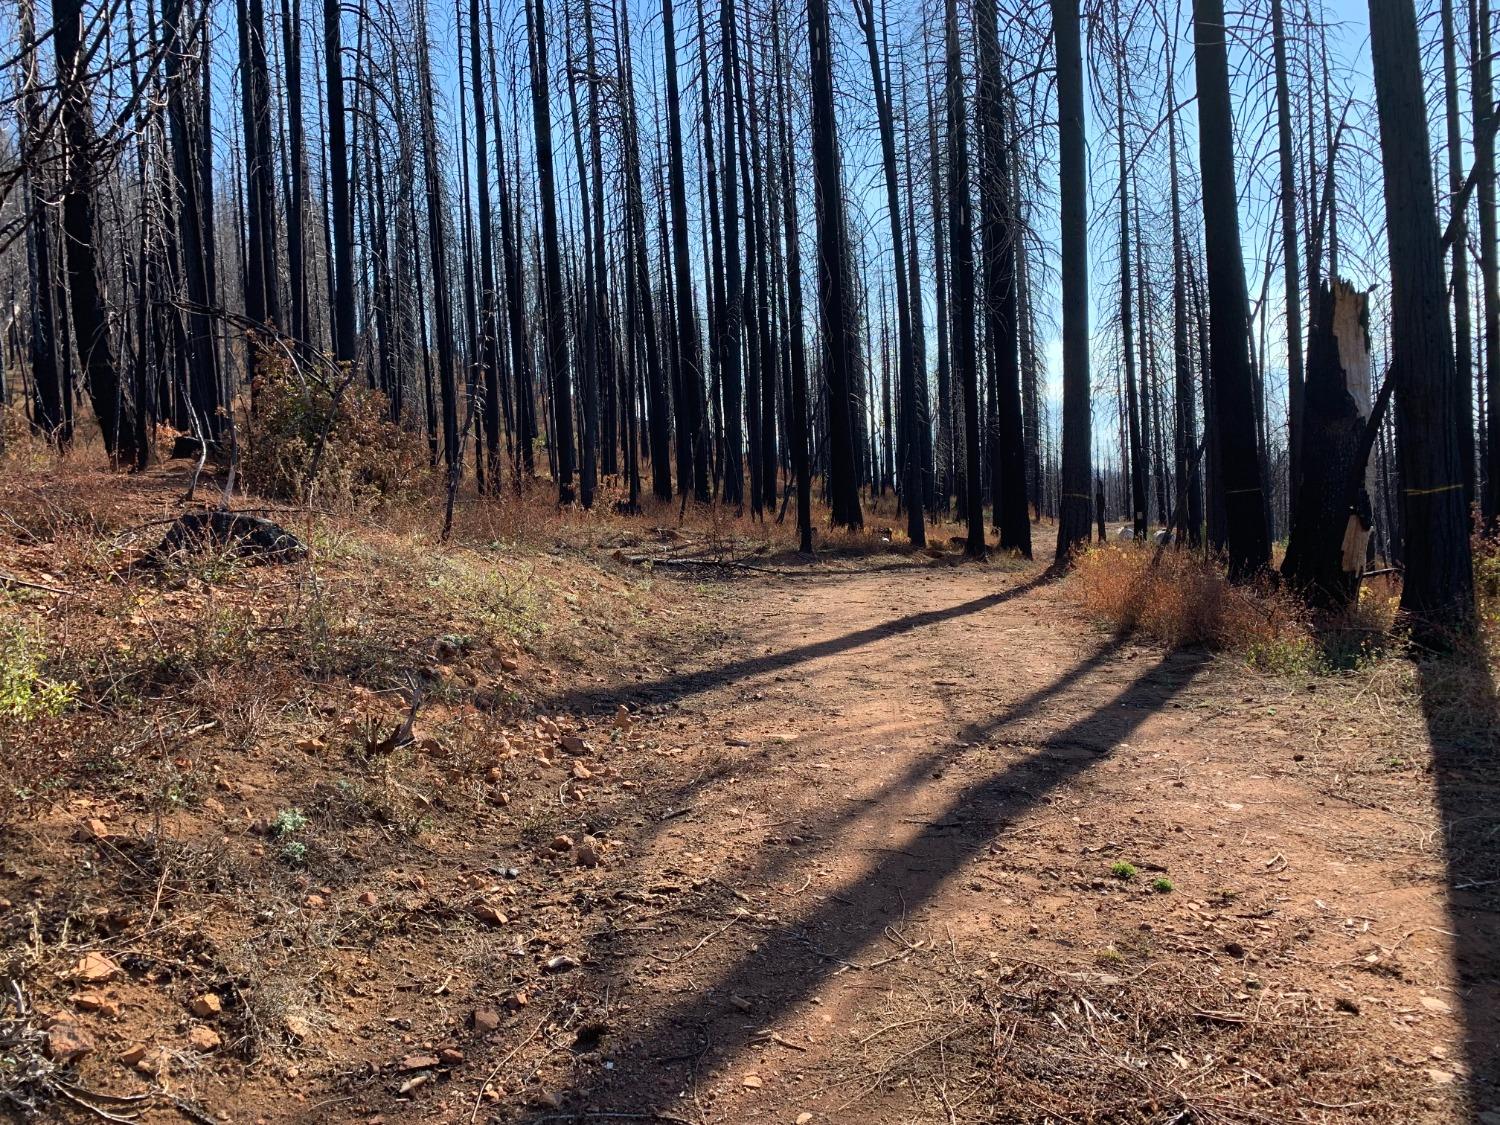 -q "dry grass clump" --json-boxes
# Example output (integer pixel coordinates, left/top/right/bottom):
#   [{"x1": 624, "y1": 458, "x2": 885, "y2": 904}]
[
  {"x1": 844, "y1": 958, "x2": 1435, "y2": 1123},
  {"x1": 1072, "y1": 544, "x2": 1316, "y2": 668}
]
